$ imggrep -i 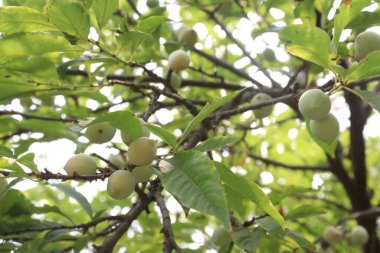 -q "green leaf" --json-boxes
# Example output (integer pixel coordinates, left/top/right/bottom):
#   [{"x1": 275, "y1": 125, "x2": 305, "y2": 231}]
[
  {"x1": 40, "y1": 229, "x2": 71, "y2": 249},
  {"x1": 233, "y1": 228, "x2": 266, "y2": 253},
  {"x1": 331, "y1": 0, "x2": 371, "y2": 54},
  {"x1": 145, "y1": 124, "x2": 177, "y2": 148},
  {"x1": 135, "y1": 16, "x2": 170, "y2": 34},
  {"x1": 269, "y1": 186, "x2": 315, "y2": 205},
  {"x1": 347, "y1": 11, "x2": 380, "y2": 33},
  {"x1": 88, "y1": 111, "x2": 141, "y2": 138},
  {"x1": 116, "y1": 31, "x2": 153, "y2": 57},
  {"x1": 0, "y1": 32, "x2": 71, "y2": 63},
  {"x1": 194, "y1": 136, "x2": 240, "y2": 153},
  {"x1": 160, "y1": 150, "x2": 231, "y2": 229},
  {"x1": 344, "y1": 87, "x2": 380, "y2": 113},
  {"x1": 256, "y1": 217, "x2": 286, "y2": 238},
  {"x1": 174, "y1": 90, "x2": 243, "y2": 151},
  {"x1": 294, "y1": 0, "x2": 316, "y2": 27},
  {"x1": 45, "y1": 0, "x2": 90, "y2": 40},
  {"x1": 287, "y1": 231, "x2": 315, "y2": 250},
  {"x1": 279, "y1": 24, "x2": 331, "y2": 68},
  {"x1": 17, "y1": 153, "x2": 38, "y2": 172},
  {"x1": 215, "y1": 162, "x2": 287, "y2": 228},
  {"x1": 0, "y1": 6, "x2": 57, "y2": 33},
  {"x1": 284, "y1": 205, "x2": 325, "y2": 220},
  {"x1": 0, "y1": 144, "x2": 15, "y2": 158},
  {"x1": 346, "y1": 51, "x2": 380, "y2": 81},
  {"x1": 92, "y1": 0, "x2": 118, "y2": 29},
  {"x1": 224, "y1": 185, "x2": 247, "y2": 218},
  {"x1": 52, "y1": 184, "x2": 93, "y2": 218},
  {"x1": 305, "y1": 118, "x2": 337, "y2": 156}
]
